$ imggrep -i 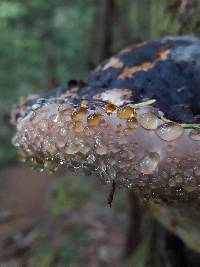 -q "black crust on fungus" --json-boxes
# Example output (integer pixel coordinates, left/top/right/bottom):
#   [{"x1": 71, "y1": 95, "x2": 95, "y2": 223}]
[{"x1": 15, "y1": 36, "x2": 200, "y2": 124}]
